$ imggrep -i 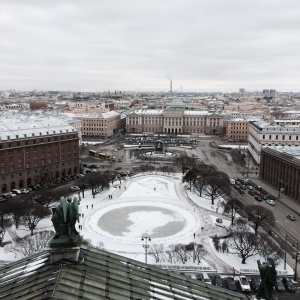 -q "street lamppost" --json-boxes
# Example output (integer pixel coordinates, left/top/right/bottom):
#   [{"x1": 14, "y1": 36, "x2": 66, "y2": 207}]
[
  {"x1": 284, "y1": 234, "x2": 288, "y2": 270},
  {"x1": 293, "y1": 241, "x2": 299, "y2": 281},
  {"x1": 278, "y1": 179, "x2": 283, "y2": 199},
  {"x1": 141, "y1": 236, "x2": 151, "y2": 264}
]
